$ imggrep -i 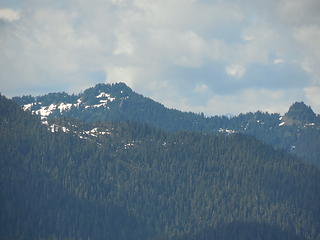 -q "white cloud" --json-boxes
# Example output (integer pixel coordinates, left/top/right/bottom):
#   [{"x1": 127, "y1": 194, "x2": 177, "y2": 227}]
[
  {"x1": 107, "y1": 66, "x2": 139, "y2": 88},
  {"x1": 294, "y1": 25, "x2": 320, "y2": 77},
  {"x1": 304, "y1": 86, "x2": 320, "y2": 113},
  {"x1": 0, "y1": 8, "x2": 20, "y2": 22},
  {"x1": 225, "y1": 64, "x2": 246, "y2": 78},
  {"x1": 113, "y1": 31, "x2": 135, "y2": 56},
  {"x1": 190, "y1": 88, "x2": 300, "y2": 115},
  {"x1": 0, "y1": 0, "x2": 319, "y2": 115},
  {"x1": 175, "y1": 31, "x2": 206, "y2": 67},
  {"x1": 242, "y1": 34, "x2": 255, "y2": 42},
  {"x1": 273, "y1": 59, "x2": 284, "y2": 64},
  {"x1": 194, "y1": 84, "x2": 209, "y2": 93},
  {"x1": 207, "y1": 89, "x2": 289, "y2": 114}
]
